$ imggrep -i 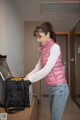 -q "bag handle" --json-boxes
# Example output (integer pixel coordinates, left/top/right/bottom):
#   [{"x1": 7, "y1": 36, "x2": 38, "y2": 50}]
[{"x1": 5, "y1": 106, "x2": 25, "y2": 114}]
